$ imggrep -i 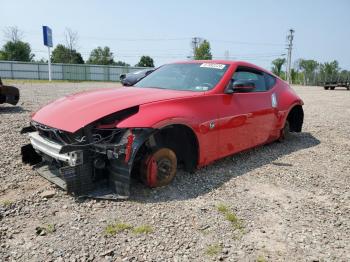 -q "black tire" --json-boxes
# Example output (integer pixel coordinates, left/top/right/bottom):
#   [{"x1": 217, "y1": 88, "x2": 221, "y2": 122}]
[
  {"x1": 278, "y1": 121, "x2": 292, "y2": 142},
  {"x1": 330, "y1": 87, "x2": 335, "y2": 90},
  {"x1": 140, "y1": 148, "x2": 177, "y2": 188},
  {"x1": 324, "y1": 86, "x2": 329, "y2": 90}
]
